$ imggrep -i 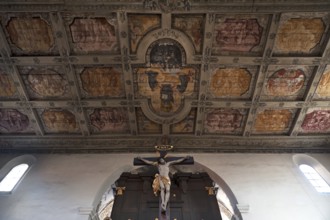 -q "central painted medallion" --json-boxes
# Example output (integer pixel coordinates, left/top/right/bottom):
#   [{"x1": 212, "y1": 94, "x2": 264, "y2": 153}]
[{"x1": 135, "y1": 39, "x2": 197, "y2": 115}]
